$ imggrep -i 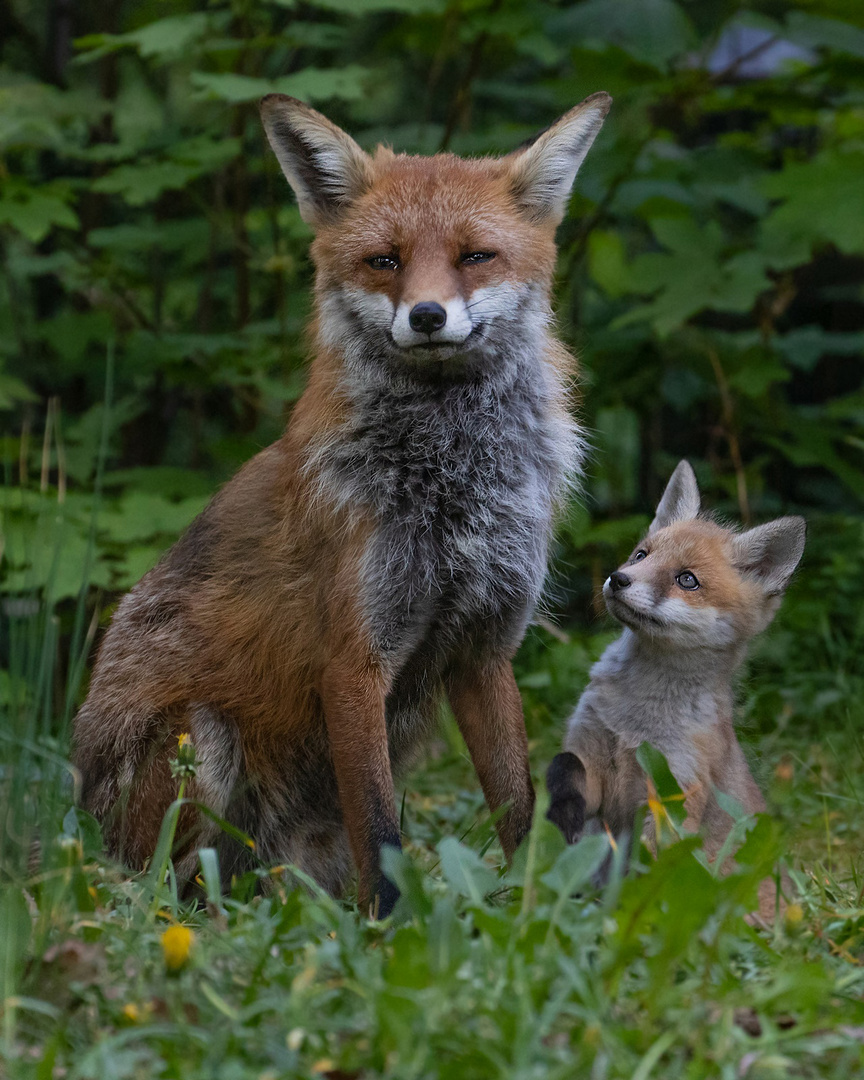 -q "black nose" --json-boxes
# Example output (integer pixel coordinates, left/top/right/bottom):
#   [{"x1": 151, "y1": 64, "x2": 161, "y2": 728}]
[
  {"x1": 409, "y1": 301, "x2": 447, "y2": 335},
  {"x1": 609, "y1": 571, "x2": 631, "y2": 592}
]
